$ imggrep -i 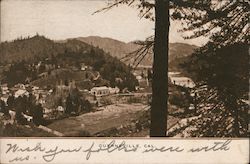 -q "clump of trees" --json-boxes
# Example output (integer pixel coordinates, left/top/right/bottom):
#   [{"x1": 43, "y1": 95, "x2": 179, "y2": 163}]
[
  {"x1": 65, "y1": 88, "x2": 92, "y2": 115},
  {"x1": 99, "y1": 60, "x2": 139, "y2": 91},
  {"x1": 4, "y1": 62, "x2": 37, "y2": 86},
  {"x1": 169, "y1": 86, "x2": 192, "y2": 110},
  {"x1": 14, "y1": 96, "x2": 29, "y2": 125},
  {"x1": 0, "y1": 99, "x2": 10, "y2": 117},
  {"x1": 4, "y1": 93, "x2": 46, "y2": 126},
  {"x1": 182, "y1": 43, "x2": 249, "y2": 137},
  {"x1": 31, "y1": 103, "x2": 44, "y2": 126},
  {"x1": 172, "y1": 0, "x2": 249, "y2": 137}
]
